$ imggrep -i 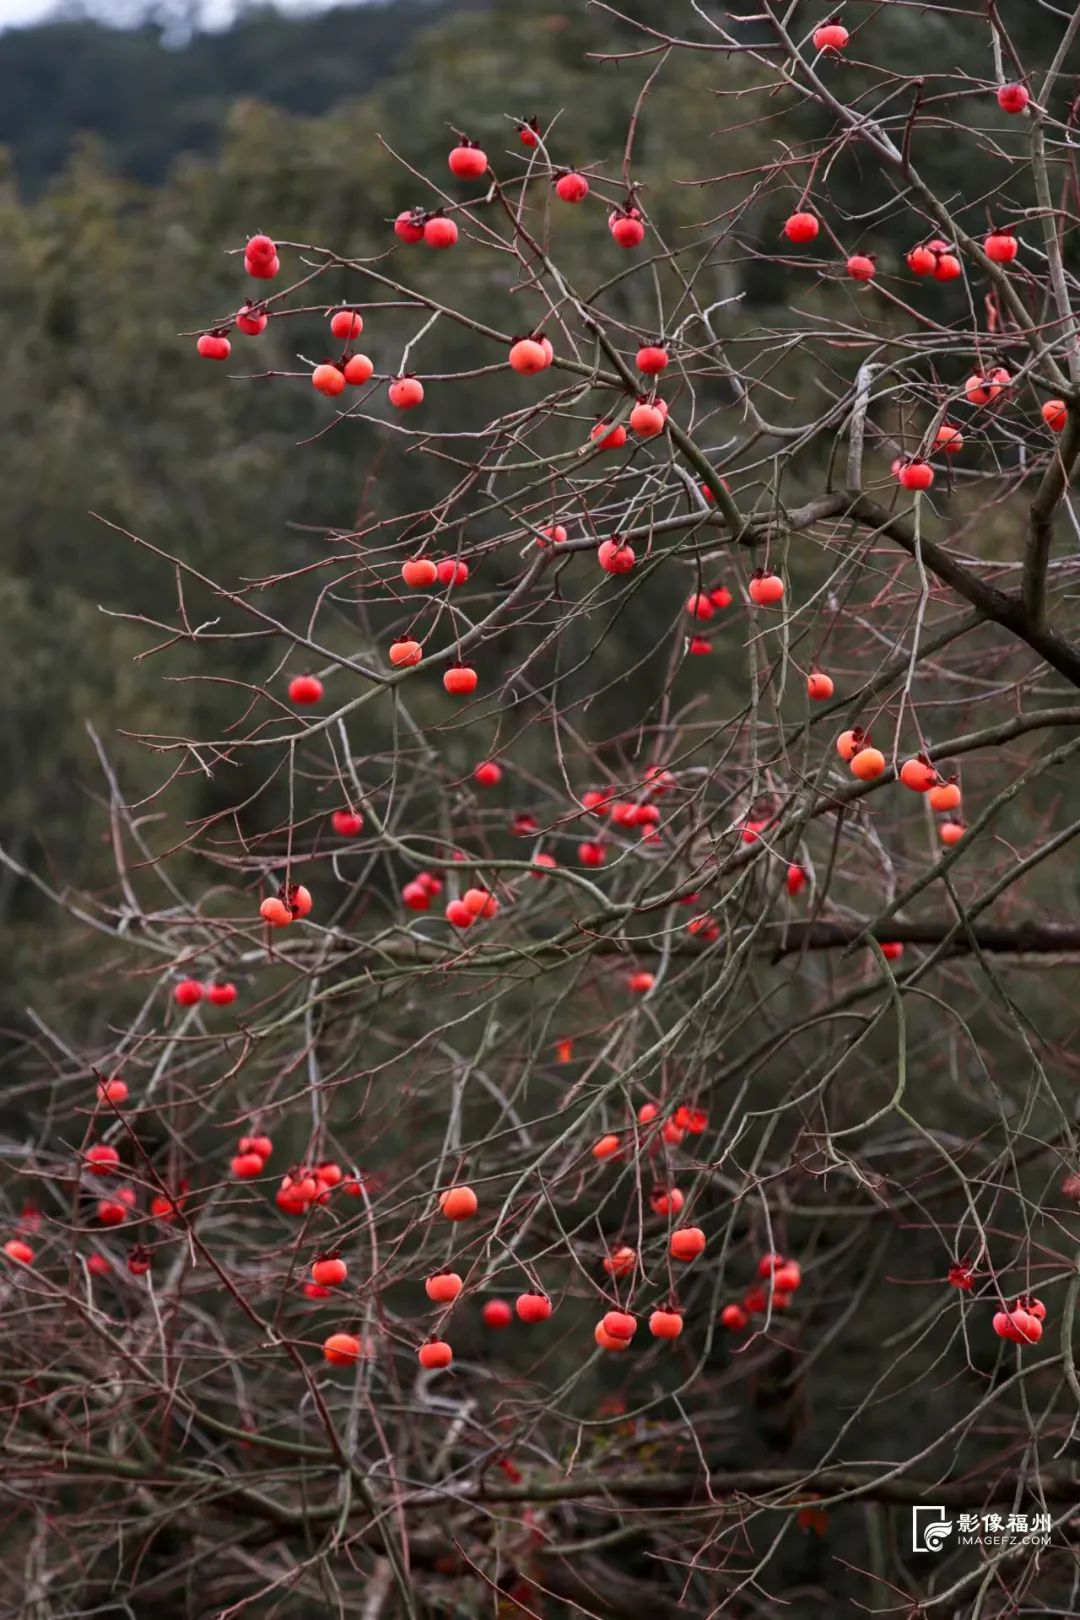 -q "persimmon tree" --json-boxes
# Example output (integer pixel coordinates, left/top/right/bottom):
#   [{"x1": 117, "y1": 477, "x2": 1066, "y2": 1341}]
[{"x1": 5, "y1": 2, "x2": 1080, "y2": 1615}]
